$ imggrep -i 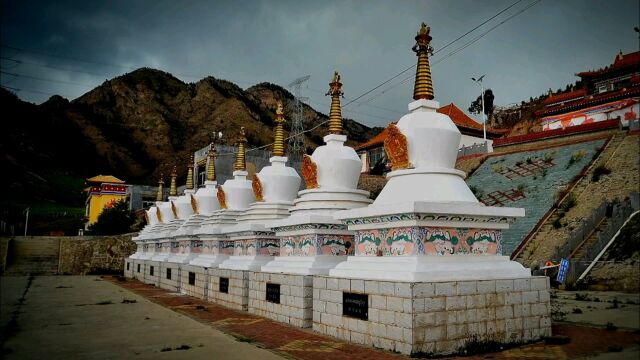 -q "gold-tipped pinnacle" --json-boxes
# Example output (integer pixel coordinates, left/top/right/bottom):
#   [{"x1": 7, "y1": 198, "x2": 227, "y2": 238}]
[
  {"x1": 186, "y1": 154, "x2": 194, "y2": 190},
  {"x1": 412, "y1": 22, "x2": 435, "y2": 100},
  {"x1": 234, "y1": 127, "x2": 247, "y2": 171},
  {"x1": 169, "y1": 166, "x2": 178, "y2": 196},
  {"x1": 325, "y1": 71, "x2": 344, "y2": 135},
  {"x1": 156, "y1": 173, "x2": 164, "y2": 201},
  {"x1": 206, "y1": 143, "x2": 217, "y2": 182},
  {"x1": 272, "y1": 102, "x2": 286, "y2": 157}
]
